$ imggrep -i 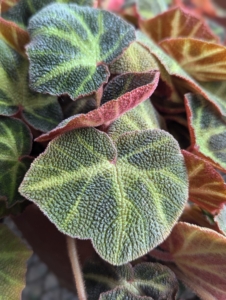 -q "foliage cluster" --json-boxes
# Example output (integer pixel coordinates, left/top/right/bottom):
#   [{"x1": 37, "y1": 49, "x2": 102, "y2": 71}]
[{"x1": 1, "y1": 0, "x2": 226, "y2": 299}]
